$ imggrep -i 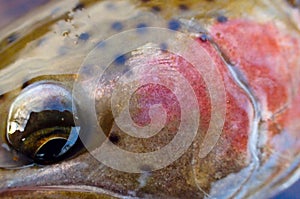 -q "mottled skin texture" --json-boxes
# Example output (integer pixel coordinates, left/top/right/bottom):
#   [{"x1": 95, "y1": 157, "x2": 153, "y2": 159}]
[{"x1": 0, "y1": 0, "x2": 299, "y2": 198}]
